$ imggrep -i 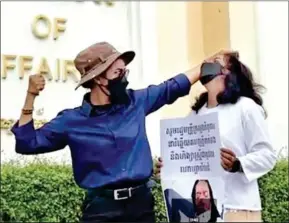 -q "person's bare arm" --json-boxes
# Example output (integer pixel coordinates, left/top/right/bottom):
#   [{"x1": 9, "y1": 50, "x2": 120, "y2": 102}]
[
  {"x1": 19, "y1": 93, "x2": 37, "y2": 126},
  {"x1": 184, "y1": 64, "x2": 201, "y2": 85},
  {"x1": 12, "y1": 74, "x2": 68, "y2": 155},
  {"x1": 18, "y1": 74, "x2": 45, "y2": 126}
]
